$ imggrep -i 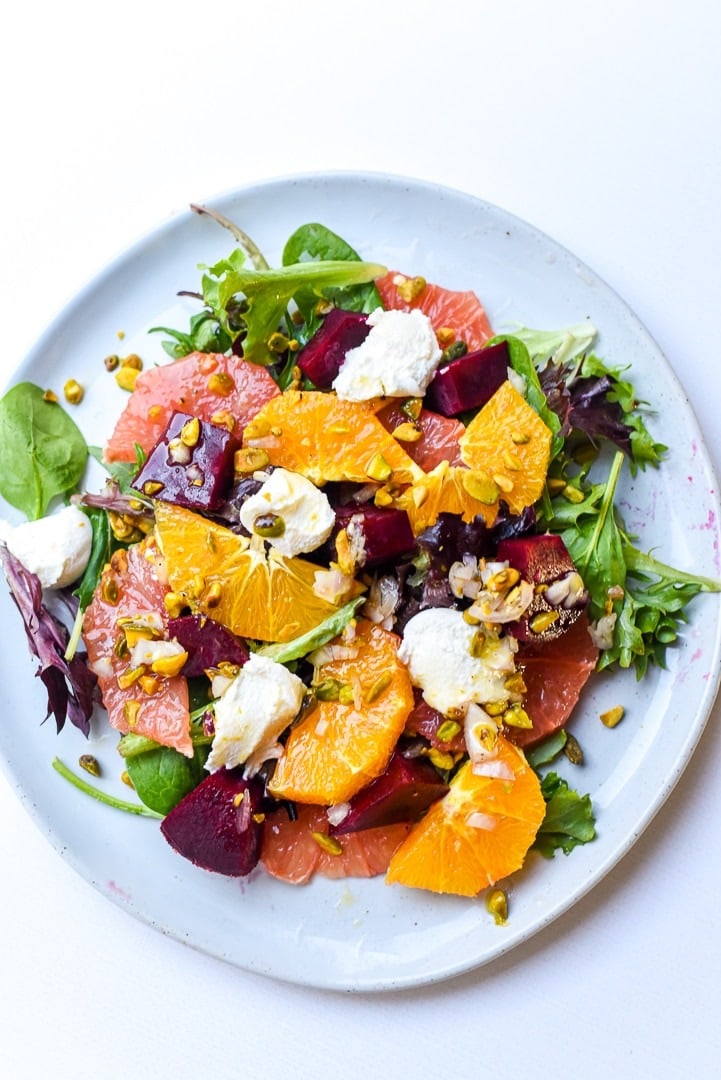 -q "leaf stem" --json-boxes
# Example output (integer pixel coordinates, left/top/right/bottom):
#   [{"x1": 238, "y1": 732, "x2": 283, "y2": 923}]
[
  {"x1": 52, "y1": 757, "x2": 163, "y2": 818},
  {"x1": 190, "y1": 203, "x2": 270, "y2": 270}
]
